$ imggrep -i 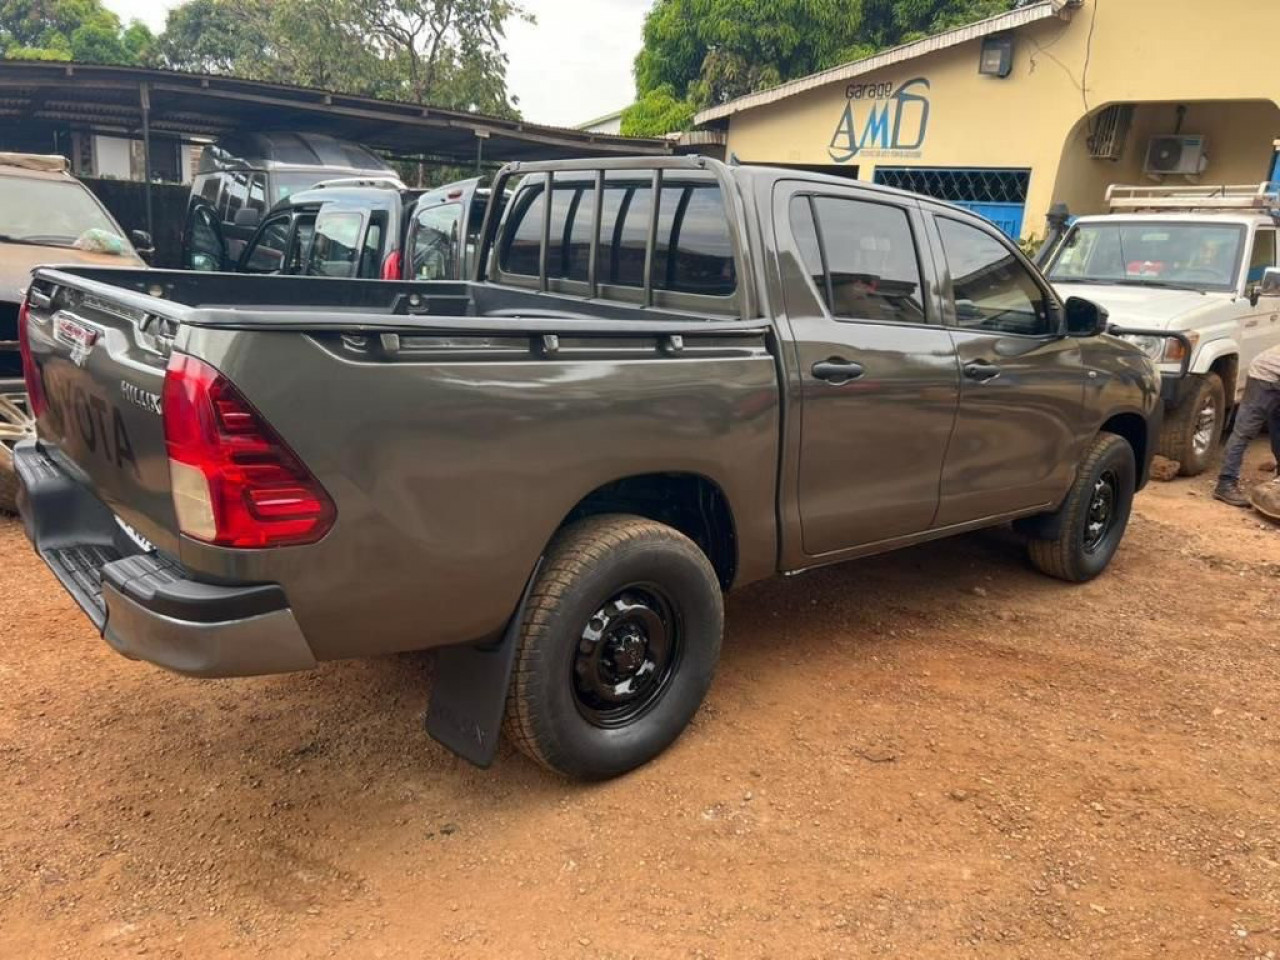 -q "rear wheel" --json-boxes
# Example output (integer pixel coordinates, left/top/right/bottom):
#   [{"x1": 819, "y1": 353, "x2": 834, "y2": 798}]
[
  {"x1": 1027, "y1": 432, "x2": 1136, "y2": 583},
  {"x1": 1158, "y1": 373, "x2": 1224, "y2": 477},
  {"x1": 0, "y1": 388, "x2": 35, "y2": 513},
  {"x1": 504, "y1": 514, "x2": 723, "y2": 780}
]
